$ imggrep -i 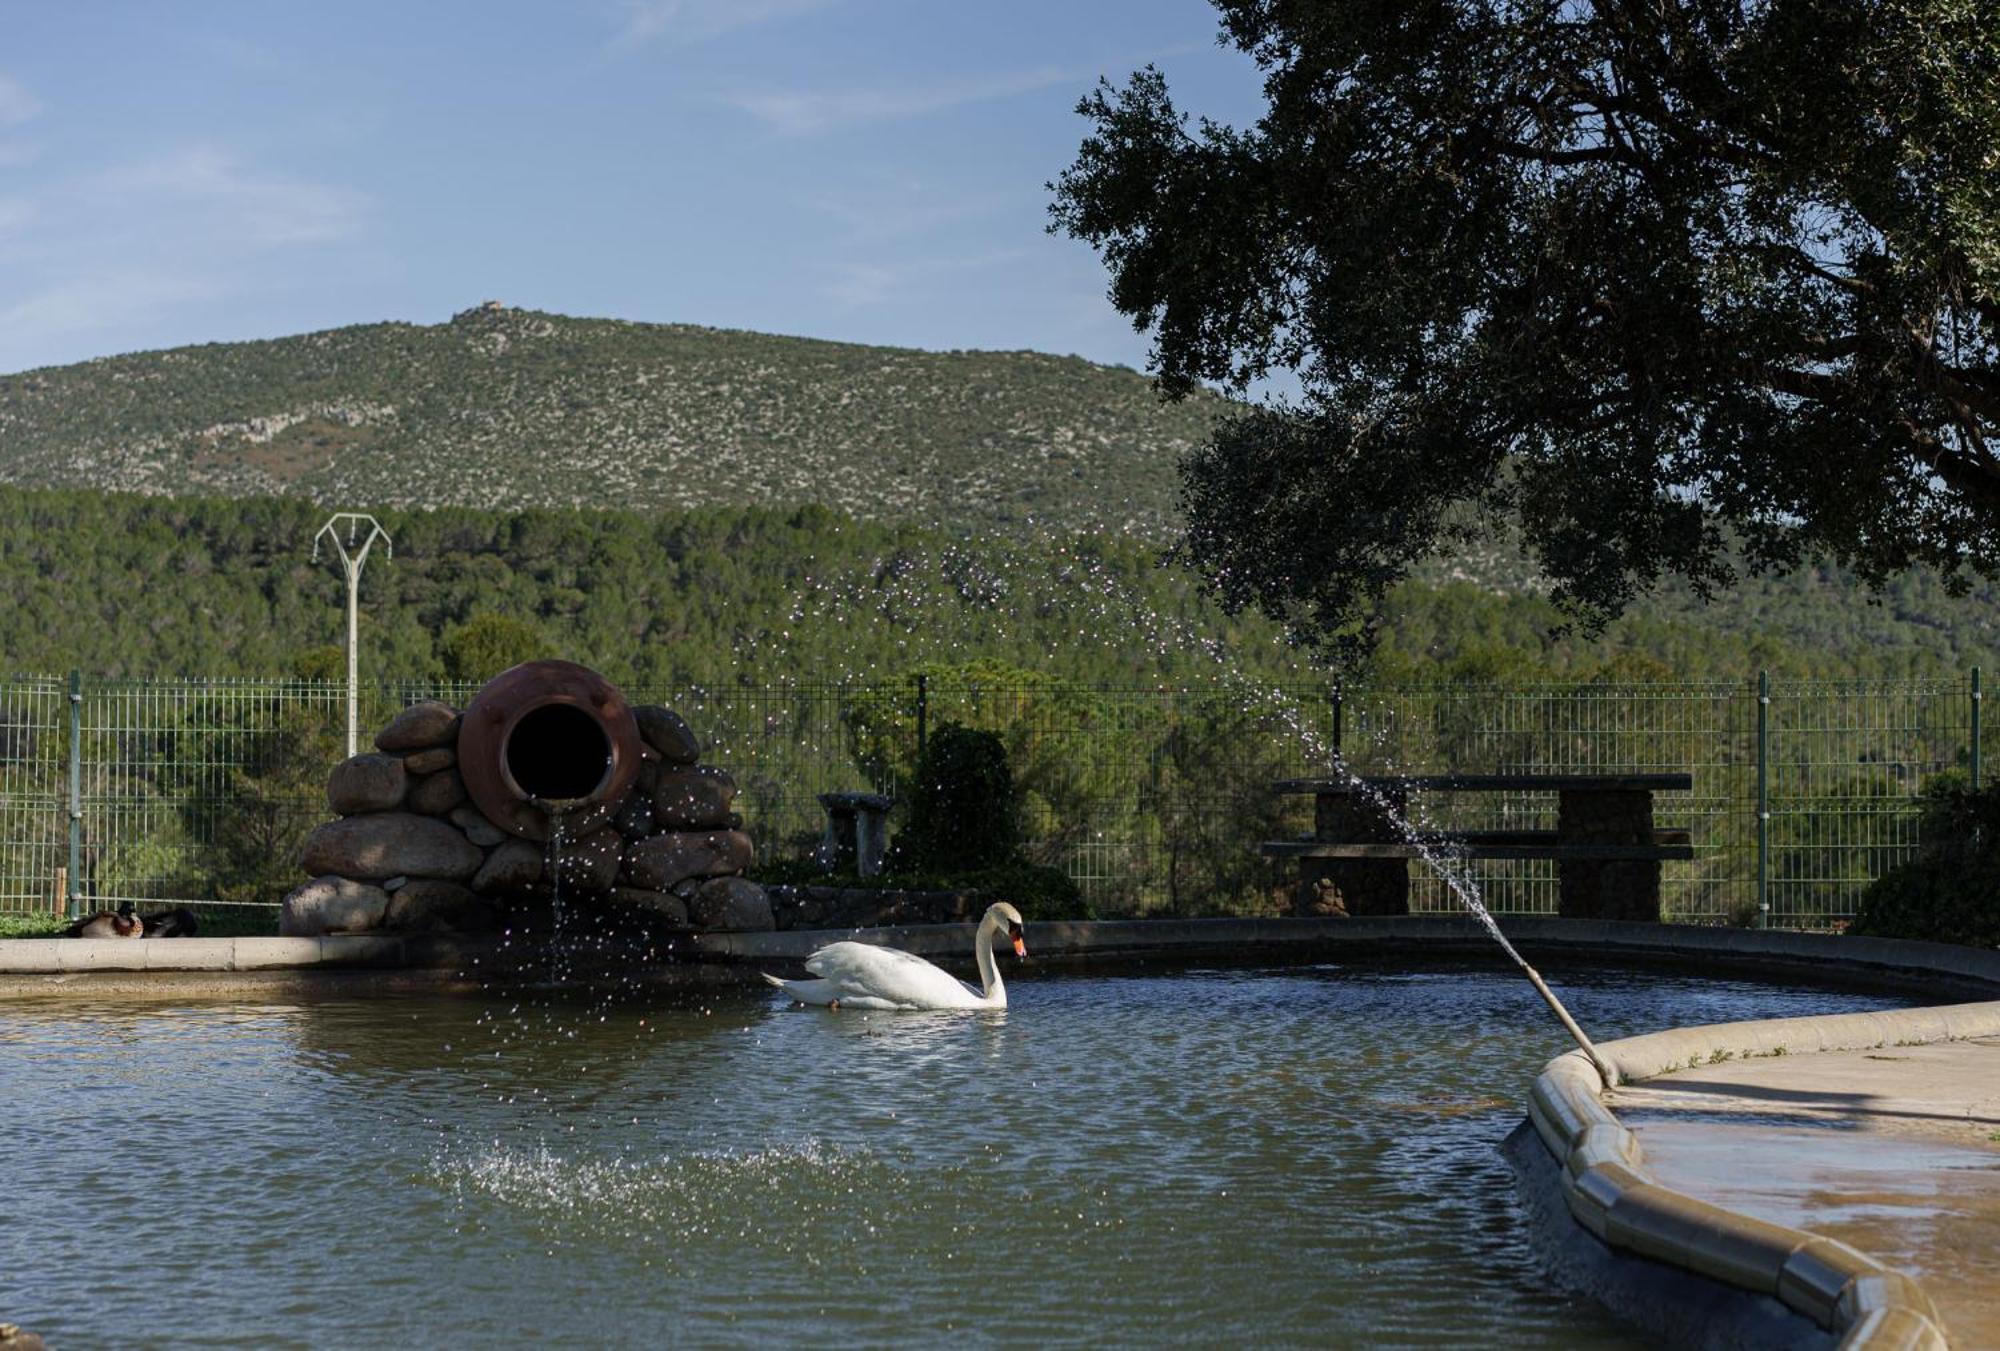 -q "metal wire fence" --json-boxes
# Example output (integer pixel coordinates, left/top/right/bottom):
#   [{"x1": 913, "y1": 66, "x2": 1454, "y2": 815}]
[{"x1": 0, "y1": 671, "x2": 1981, "y2": 926}]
